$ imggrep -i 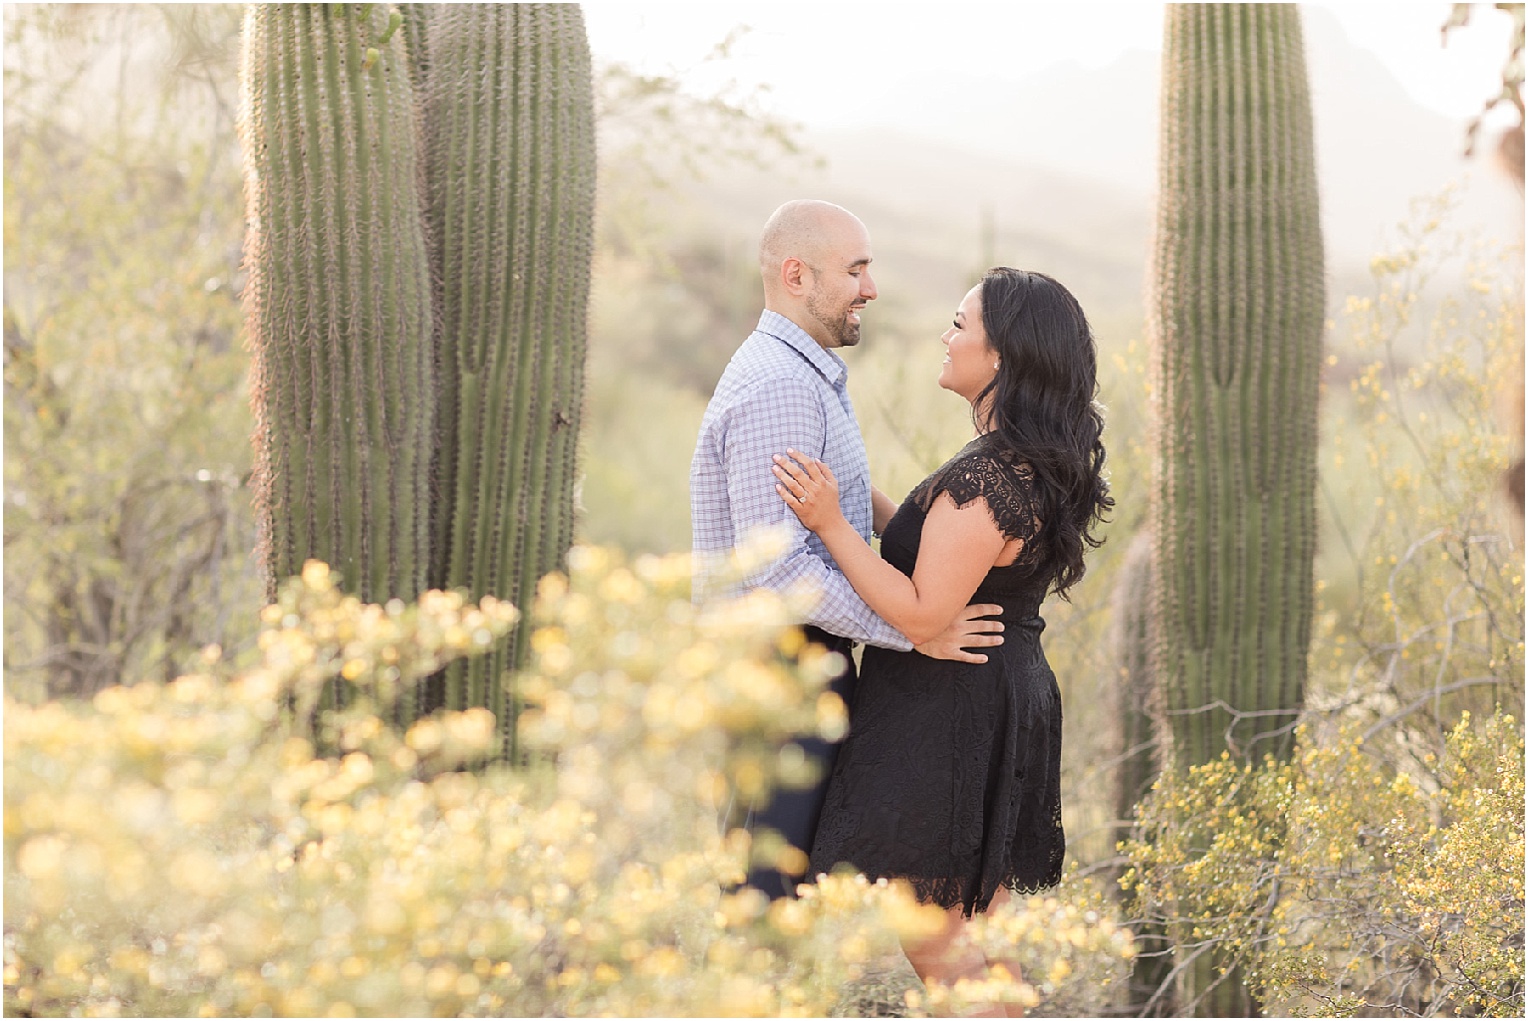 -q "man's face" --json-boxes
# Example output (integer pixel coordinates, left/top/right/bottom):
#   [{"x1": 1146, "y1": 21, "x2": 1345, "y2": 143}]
[{"x1": 803, "y1": 222, "x2": 877, "y2": 349}]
